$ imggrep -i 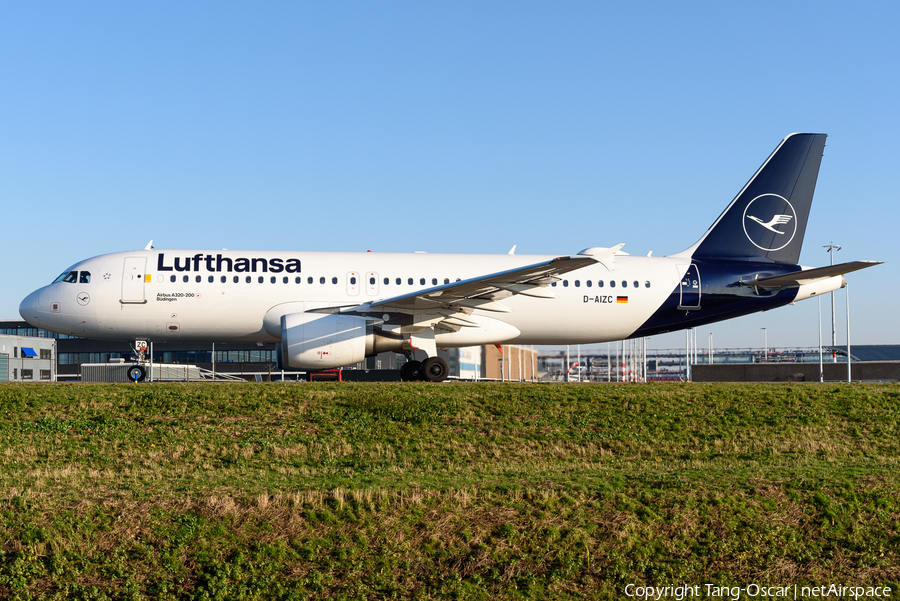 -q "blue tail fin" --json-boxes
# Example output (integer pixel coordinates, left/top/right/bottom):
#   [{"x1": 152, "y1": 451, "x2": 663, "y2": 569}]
[{"x1": 686, "y1": 133, "x2": 827, "y2": 265}]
